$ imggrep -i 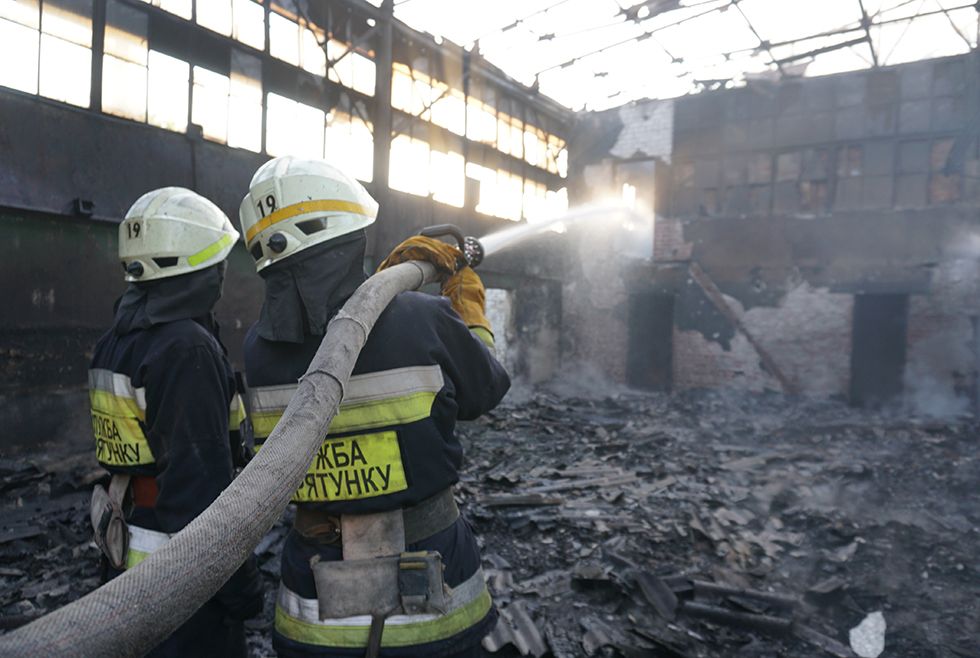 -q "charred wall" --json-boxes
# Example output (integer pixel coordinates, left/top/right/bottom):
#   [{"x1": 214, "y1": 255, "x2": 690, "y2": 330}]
[{"x1": 569, "y1": 53, "x2": 980, "y2": 410}]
